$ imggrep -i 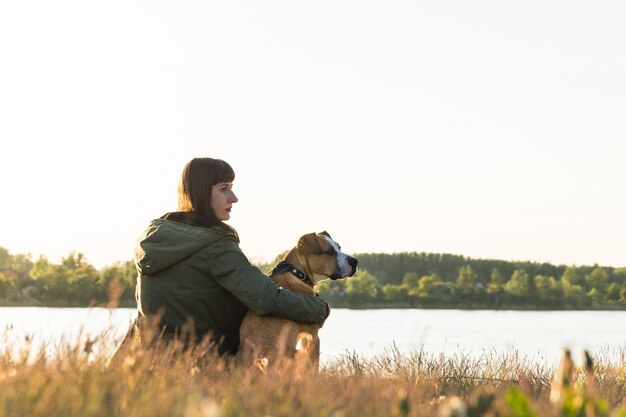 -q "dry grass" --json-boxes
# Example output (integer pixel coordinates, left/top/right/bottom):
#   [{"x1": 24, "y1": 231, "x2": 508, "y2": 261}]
[{"x1": 0, "y1": 330, "x2": 625, "y2": 417}]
